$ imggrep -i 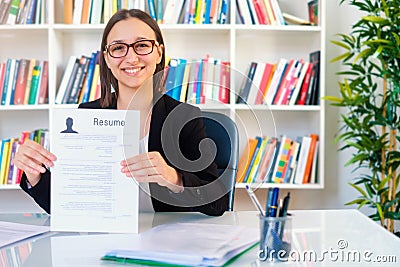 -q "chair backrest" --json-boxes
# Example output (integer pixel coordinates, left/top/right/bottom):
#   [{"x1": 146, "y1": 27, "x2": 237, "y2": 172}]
[{"x1": 201, "y1": 111, "x2": 239, "y2": 211}]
